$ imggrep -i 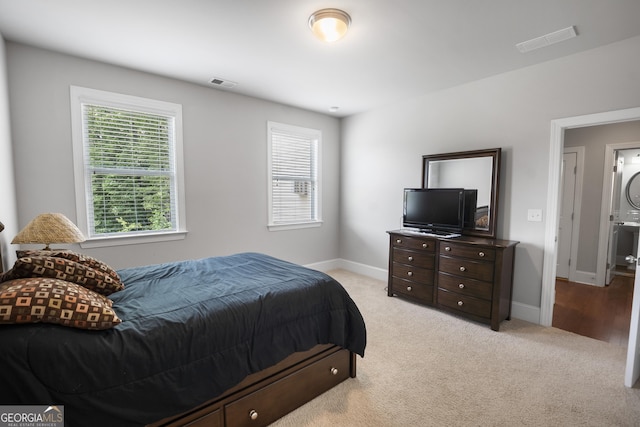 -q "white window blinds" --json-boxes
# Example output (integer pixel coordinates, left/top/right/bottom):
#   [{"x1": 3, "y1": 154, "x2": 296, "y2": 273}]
[
  {"x1": 268, "y1": 122, "x2": 321, "y2": 229},
  {"x1": 83, "y1": 104, "x2": 176, "y2": 236}
]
